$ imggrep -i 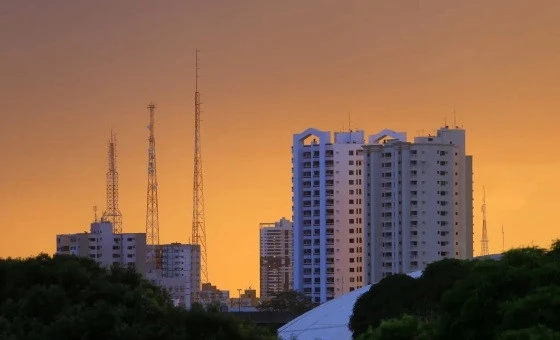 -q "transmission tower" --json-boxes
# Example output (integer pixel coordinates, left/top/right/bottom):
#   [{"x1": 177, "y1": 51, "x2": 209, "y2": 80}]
[
  {"x1": 192, "y1": 49, "x2": 209, "y2": 283},
  {"x1": 102, "y1": 132, "x2": 123, "y2": 235},
  {"x1": 146, "y1": 103, "x2": 162, "y2": 271},
  {"x1": 481, "y1": 186, "x2": 489, "y2": 256}
]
